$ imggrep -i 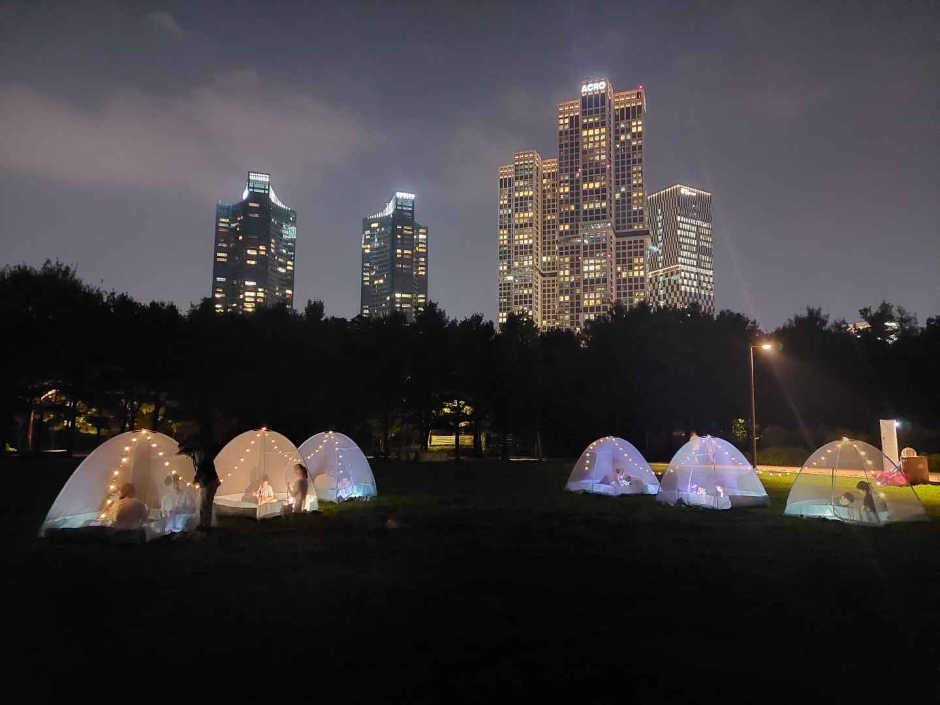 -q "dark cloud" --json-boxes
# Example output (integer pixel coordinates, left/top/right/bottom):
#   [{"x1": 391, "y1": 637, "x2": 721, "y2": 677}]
[
  {"x1": 145, "y1": 11, "x2": 184, "y2": 39},
  {"x1": 0, "y1": 73, "x2": 366, "y2": 200}
]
